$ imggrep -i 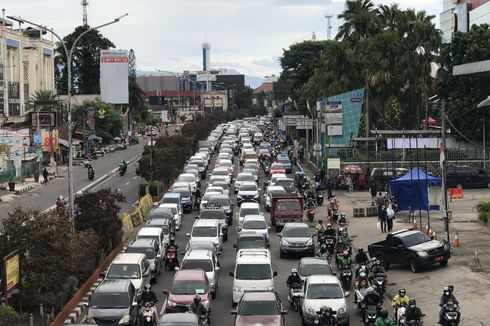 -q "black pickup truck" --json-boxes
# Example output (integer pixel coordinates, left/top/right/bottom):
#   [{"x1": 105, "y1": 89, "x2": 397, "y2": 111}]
[{"x1": 368, "y1": 229, "x2": 451, "y2": 273}]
